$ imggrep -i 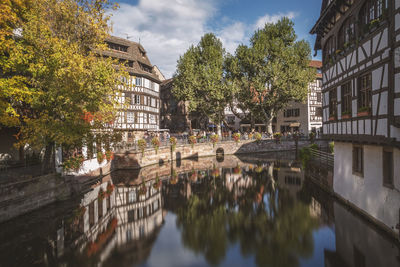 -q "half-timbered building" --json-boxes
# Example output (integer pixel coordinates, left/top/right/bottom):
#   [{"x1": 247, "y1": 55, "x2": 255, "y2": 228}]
[
  {"x1": 102, "y1": 36, "x2": 162, "y2": 142},
  {"x1": 311, "y1": 0, "x2": 399, "y2": 236}
]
